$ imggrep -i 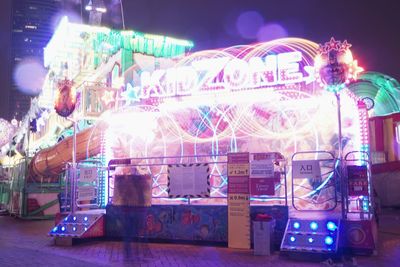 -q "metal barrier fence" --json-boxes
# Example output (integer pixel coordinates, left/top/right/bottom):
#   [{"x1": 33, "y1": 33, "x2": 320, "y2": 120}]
[
  {"x1": 1, "y1": 157, "x2": 62, "y2": 218},
  {"x1": 107, "y1": 153, "x2": 288, "y2": 206},
  {"x1": 291, "y1": 151, "x2": 339, "y2": 212},
  {"x1": 0, "y1": 165, "x2": 12, "y2": 211},
  {"x1": 344, "y1": 150, "x2": 374, "y2": 220},
  {"x1": 63, "y1": 159, "x2": 105, "y2": 212}
]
